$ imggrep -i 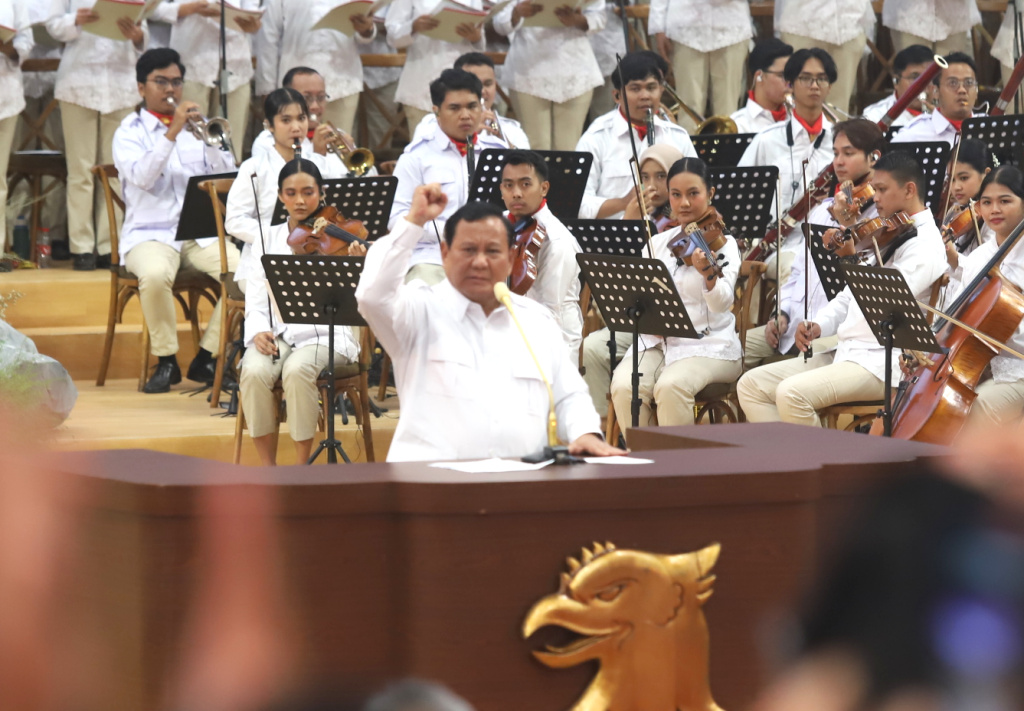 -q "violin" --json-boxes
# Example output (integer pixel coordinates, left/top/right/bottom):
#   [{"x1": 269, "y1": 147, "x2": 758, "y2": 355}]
[
  {"x1": 668, "y1": 207, "x2": 729, "y2": 280},
  {"x1": 827, "y1": 179, "x2": 875, "y2": 224},
  {"x1": 941, "y1": 202, "x2": 983, "y2": 251},
  {"x1": 827, "y1": 211, "x2": 916, "y2": 256},
  {"x1": 286, "y1": 204, "x2": 370, "y2": 256},
  {"x1": 509, "y1": 216, "x2": 548, "y2": 295}
]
